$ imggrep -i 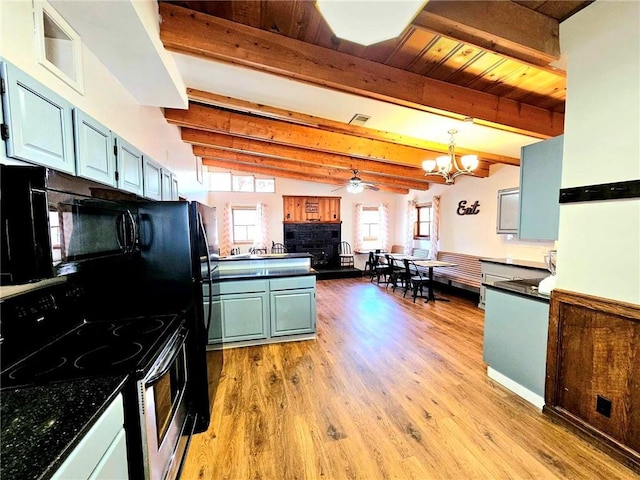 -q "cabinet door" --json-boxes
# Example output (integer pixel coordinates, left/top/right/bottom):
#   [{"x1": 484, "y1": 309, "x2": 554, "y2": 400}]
[
  {"x1": 270, "y1": 288, "x2": 316, "y2": 336},
  {"x1": 171, "y1": 174, "x2": 179, "y2": 200},
  {"x1": 220, "y1": 293, "x2": 268, "y2": 341},
  {"x1": 161, "y1": 169, "x2": 172, "y2": 200},
  {"x1": 143, "y1": 156, "x2": 162, "y2": 200},
  {"x1": 52, "y1": 395, "x2": 125, "y2": 480},
  {"x1": 1, "y1": 61, "x2": 75, "y2": 174},
  {"x1": 88, "y1": 429, "x2": 128, "y2": 480},
  {"x1": 519, "y1": 135, "x2": 563, "y2": 240},
  {"x1": 73, "y1": 109, "x2": 115, "y2": 186},
  {"x1": 483, "y1": 288, "x2": 549, "y2": 399},
  {"x1": 115, "y1": 136, "x2": 143, "y2": 195}
]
